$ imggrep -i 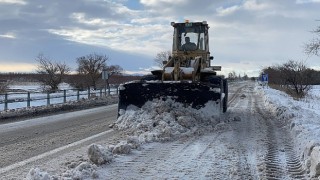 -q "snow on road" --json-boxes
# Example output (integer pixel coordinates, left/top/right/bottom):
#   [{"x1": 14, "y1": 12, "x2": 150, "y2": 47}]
[{"x1": 3, "y1": 81, "x2": 320, "y2": 179}]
